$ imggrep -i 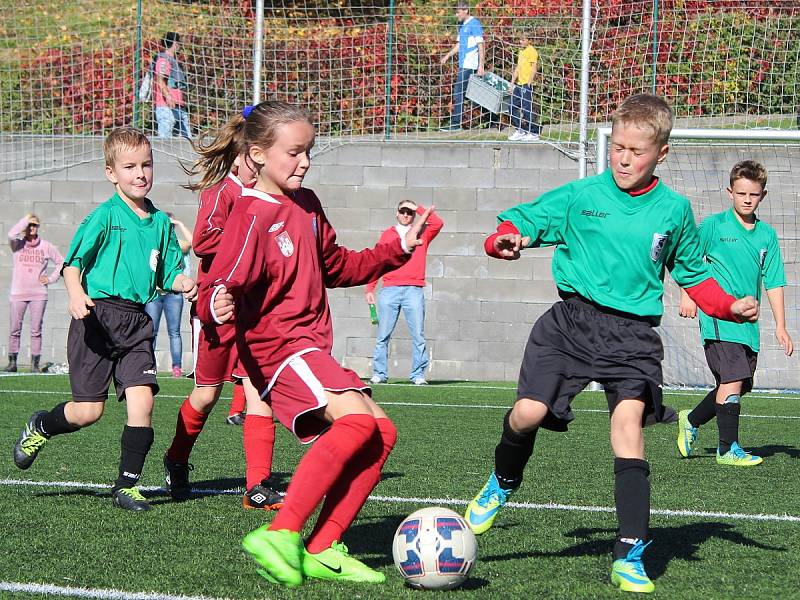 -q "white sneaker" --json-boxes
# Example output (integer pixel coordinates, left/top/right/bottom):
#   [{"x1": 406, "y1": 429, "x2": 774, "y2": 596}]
[
  {"x1": 523, "y1": 132, "x2": 540, "y2": 141},
  {"x1": 370, "y1": 375, "x2": 386, "y2": 384},
  {"x1": 508, "y1": 130, "x2": 523, "y2": 141},
  {"x1": 413, "y1": 377, "x2": 428, "y2": 386}
]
